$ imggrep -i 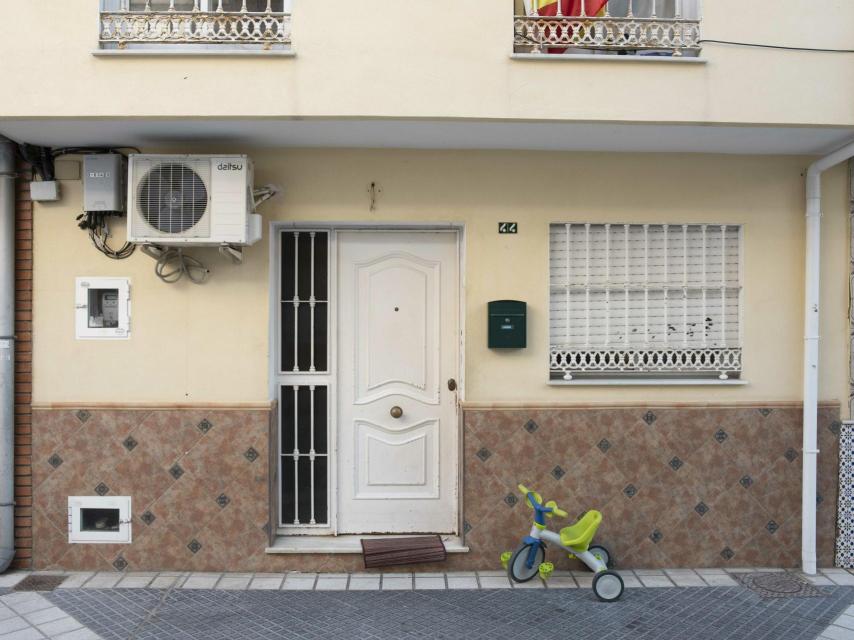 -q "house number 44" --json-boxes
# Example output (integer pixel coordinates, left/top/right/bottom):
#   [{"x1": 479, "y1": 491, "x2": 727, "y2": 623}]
[{"x1": 498, "y1": 222, "x2": 518, "y2": 234}]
